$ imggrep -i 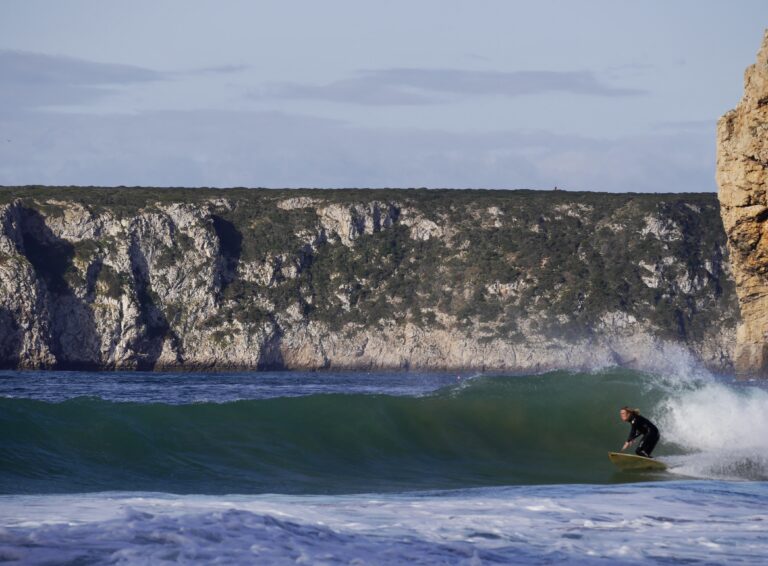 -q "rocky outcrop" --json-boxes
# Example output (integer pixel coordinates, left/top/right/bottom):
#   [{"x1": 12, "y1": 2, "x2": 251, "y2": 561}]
[
  {"x1": 0, "y1": 187, "x2": 737, "y2": 372},
  {"x1": 717, "y1": 30, "x2": 768, "y2": 377}
]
